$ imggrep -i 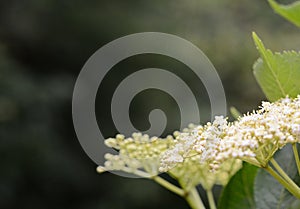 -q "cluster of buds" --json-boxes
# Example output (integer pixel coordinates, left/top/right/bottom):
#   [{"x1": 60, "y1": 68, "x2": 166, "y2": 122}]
[{"x1": 98, "y1": 133, "x2": 174, "y2": 177}]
